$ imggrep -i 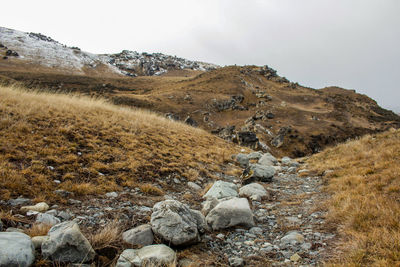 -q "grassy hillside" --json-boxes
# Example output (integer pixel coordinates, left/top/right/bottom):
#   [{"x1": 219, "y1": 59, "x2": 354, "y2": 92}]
[
  {"x1": 306, "y1": 129, "x2": 400, "y2": 266},
  {"x1": 1, "y1": 66, "x2": 398, "y2": 158},
  {"x1": 0, "y1": 85, "x2": 241, "y2": 202}
]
